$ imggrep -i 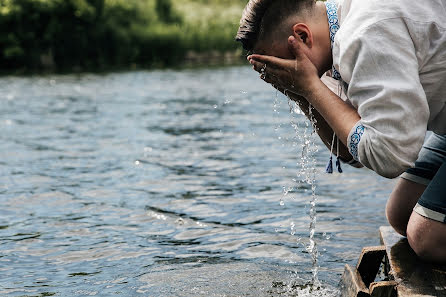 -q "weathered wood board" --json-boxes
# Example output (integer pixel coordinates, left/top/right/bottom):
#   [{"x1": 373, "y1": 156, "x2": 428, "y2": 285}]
[
  {"x1": 340, "y1": 226, "x2": 446, "y2": 297},
  {"x1": 379, "y1": 226, "x2": 446, "y2": 297}
]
